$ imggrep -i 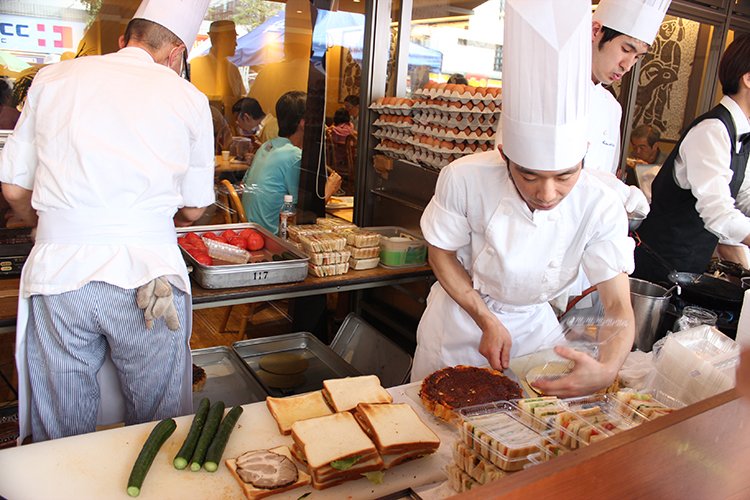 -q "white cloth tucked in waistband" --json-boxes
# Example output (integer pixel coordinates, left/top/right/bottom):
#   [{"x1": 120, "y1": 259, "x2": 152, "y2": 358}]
[{"x1": 36, "y1": 208, "x2": 177, "y2": 245}]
